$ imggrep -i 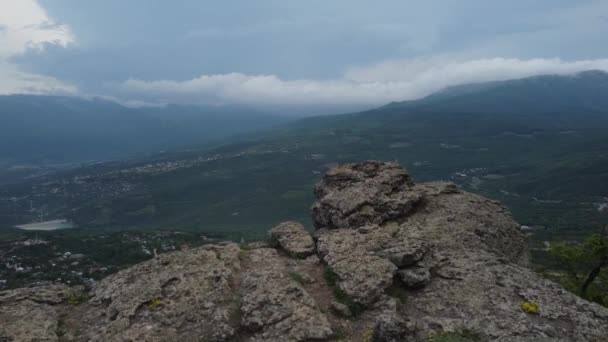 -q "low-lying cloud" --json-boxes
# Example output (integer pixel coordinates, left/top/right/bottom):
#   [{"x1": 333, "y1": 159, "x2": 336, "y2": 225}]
[{"x1": 119, "y1": 57, "x2": 608, "y2": 106}]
